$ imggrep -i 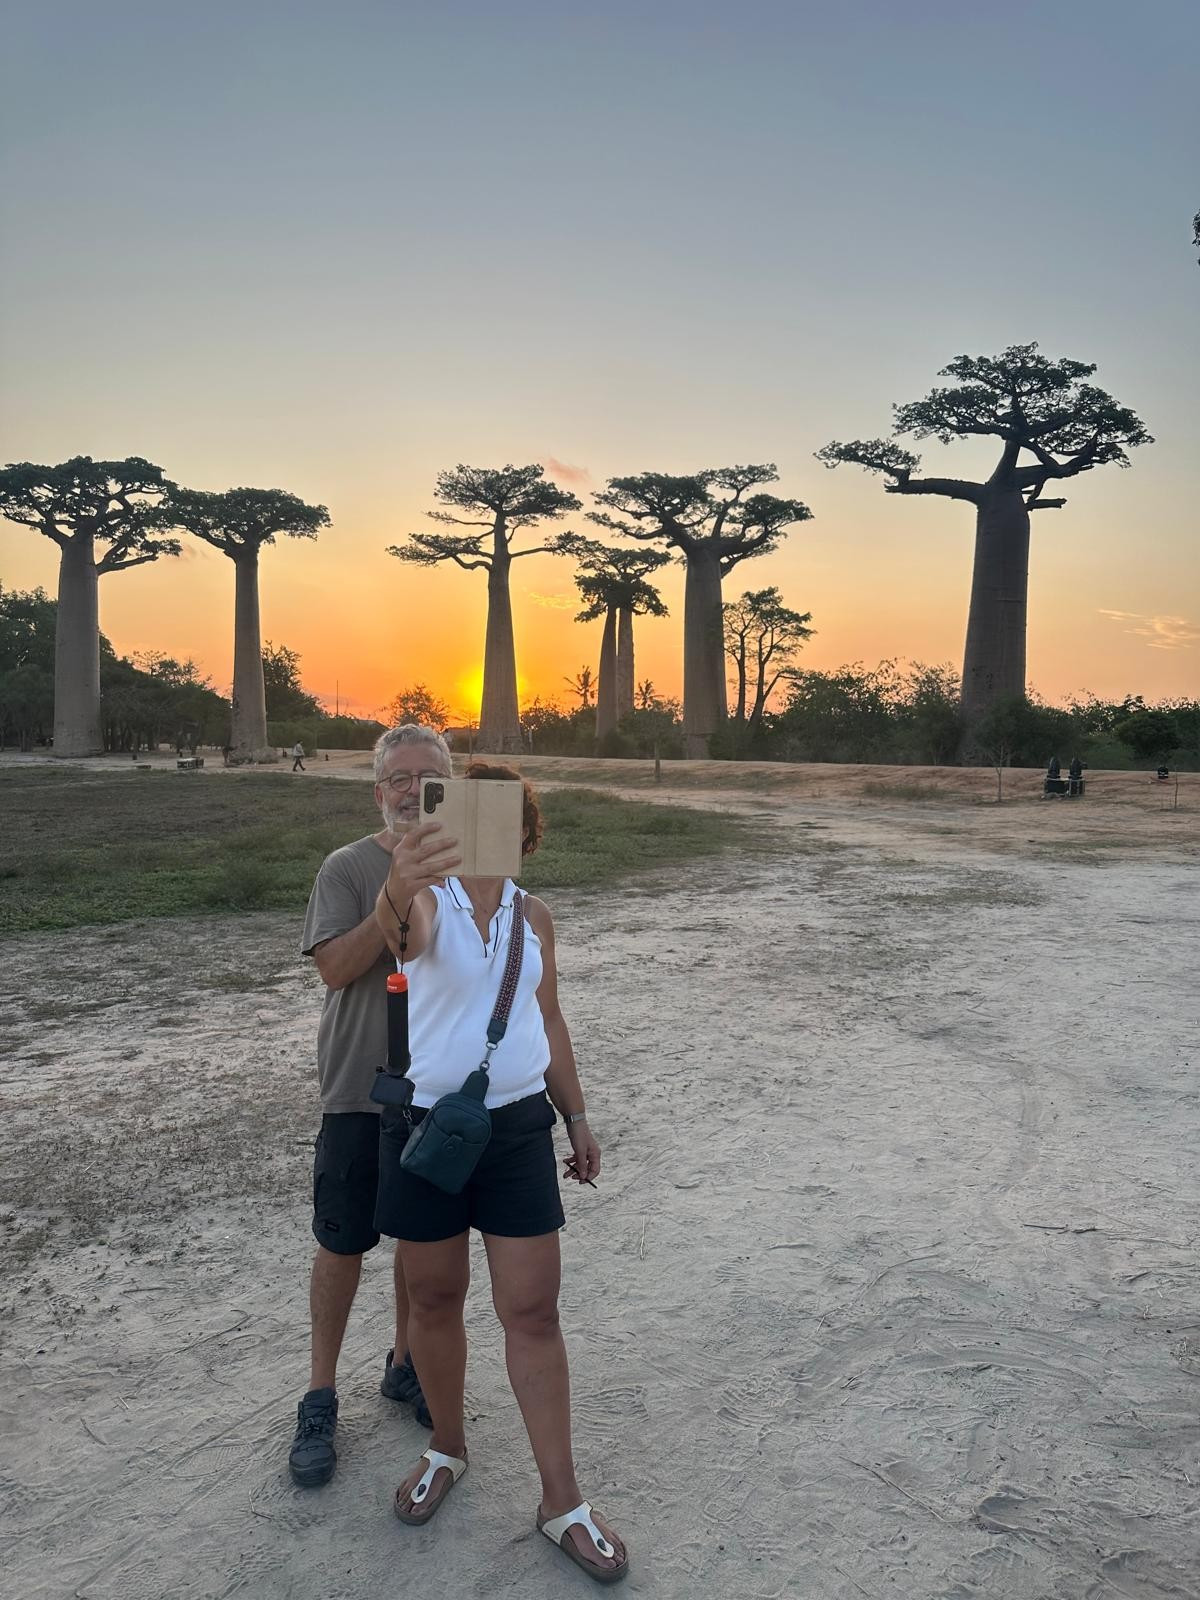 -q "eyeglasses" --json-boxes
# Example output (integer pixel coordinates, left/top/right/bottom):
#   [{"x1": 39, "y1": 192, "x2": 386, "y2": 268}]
[{"x1": 381, "y1": 769, "x2": 444, "y2": 794}]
